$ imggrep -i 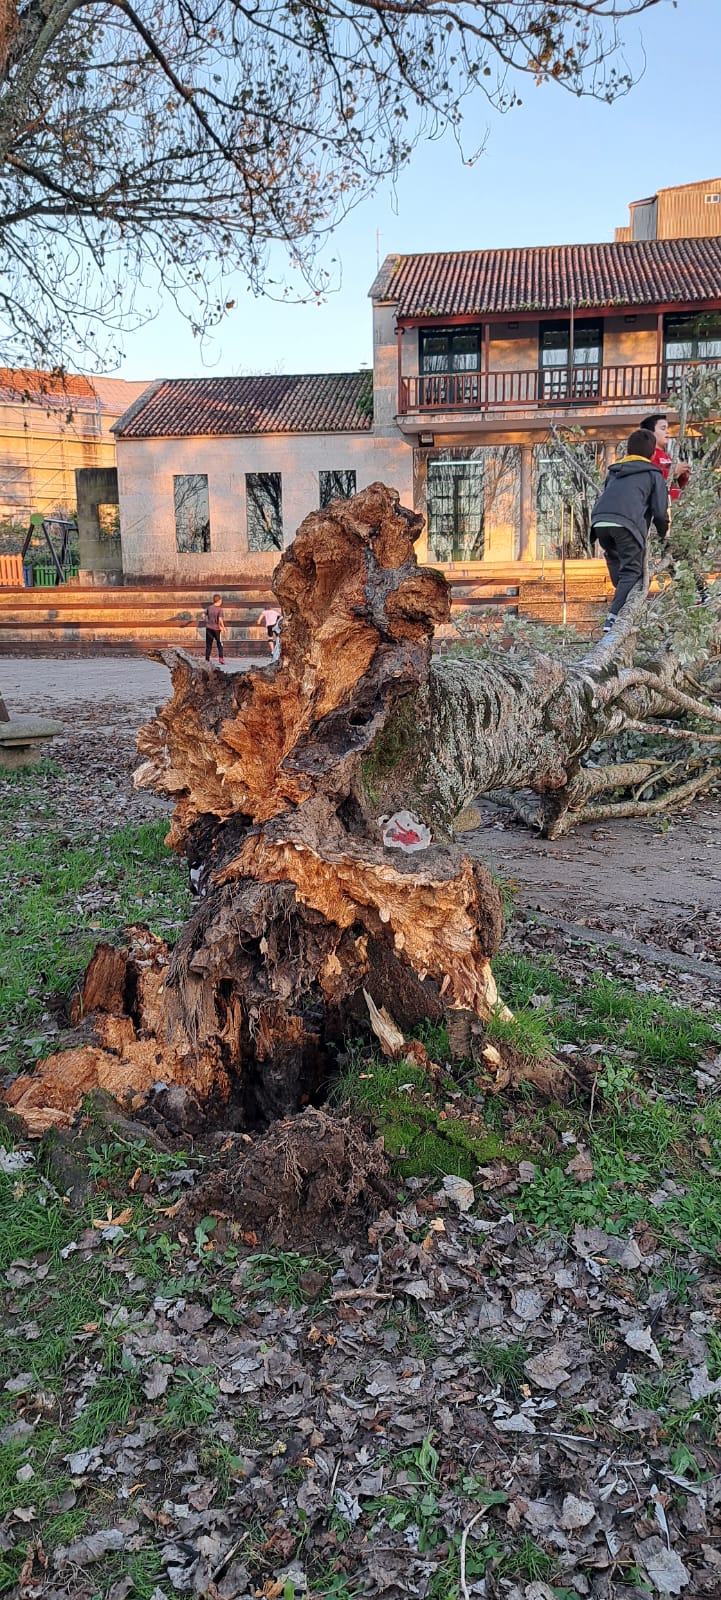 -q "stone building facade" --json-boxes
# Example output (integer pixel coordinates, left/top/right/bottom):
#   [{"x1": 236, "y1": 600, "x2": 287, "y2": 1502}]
[{"x1": 112, "y1": 228, "x2": 721, "y2": 580}]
